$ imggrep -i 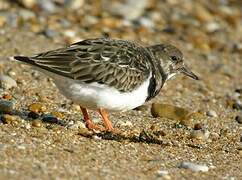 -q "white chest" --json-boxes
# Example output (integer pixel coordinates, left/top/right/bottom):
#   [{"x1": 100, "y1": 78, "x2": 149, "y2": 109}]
[{"x1": 52, "y1": 74, "x2": 151, "y2": 111}]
